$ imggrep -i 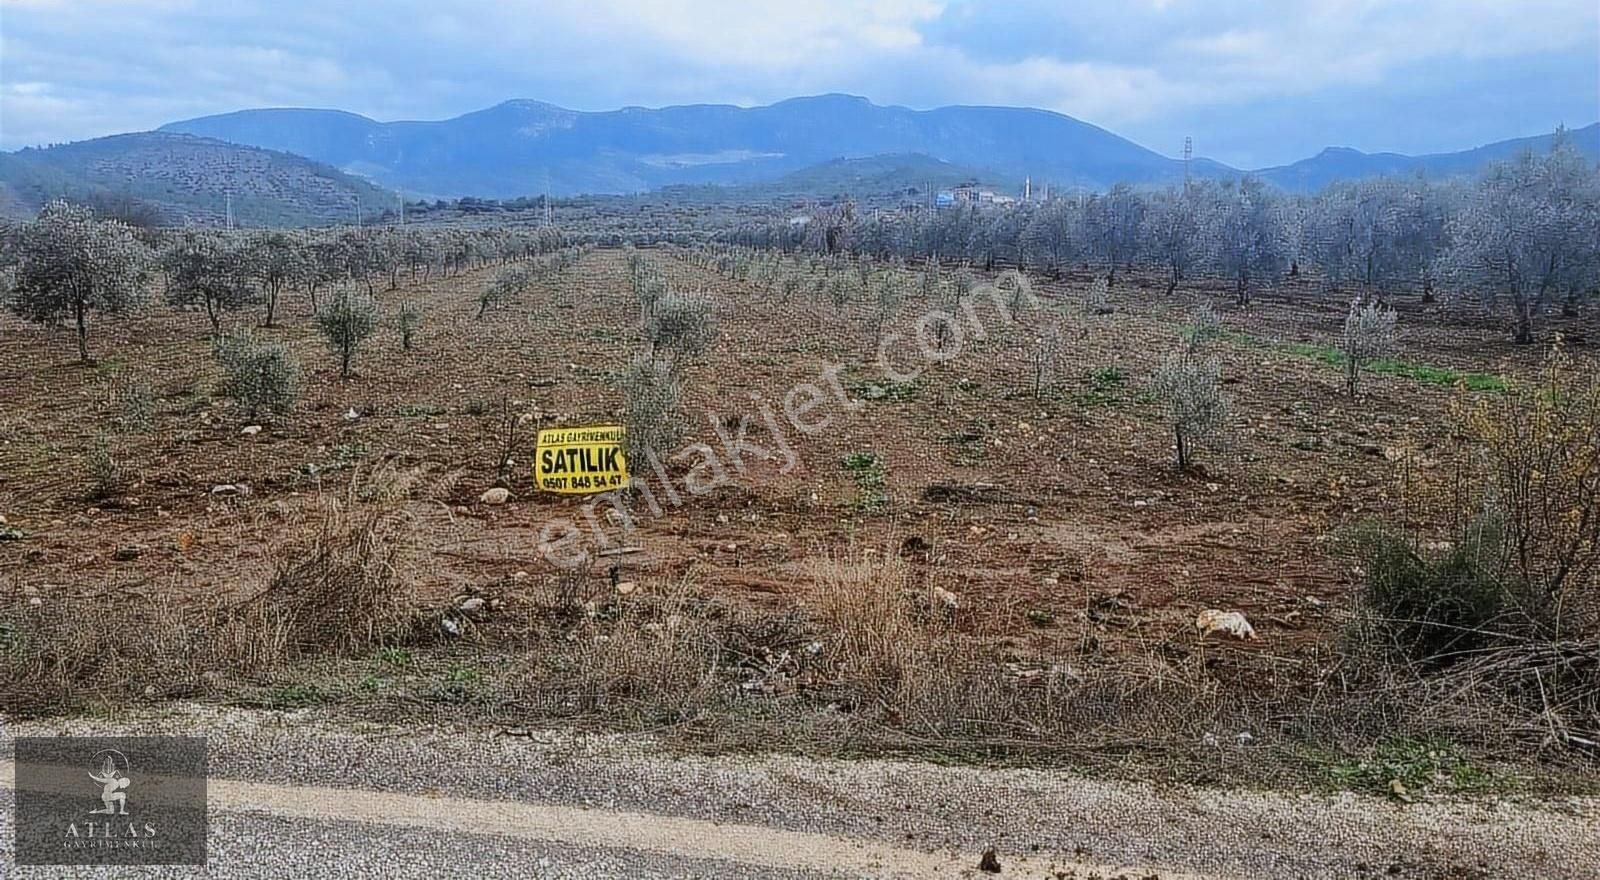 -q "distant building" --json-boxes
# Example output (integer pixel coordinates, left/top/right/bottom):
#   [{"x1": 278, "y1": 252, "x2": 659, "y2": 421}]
[{"x1": 935, "y1": 191, "x2": 955, "y2": 208}]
